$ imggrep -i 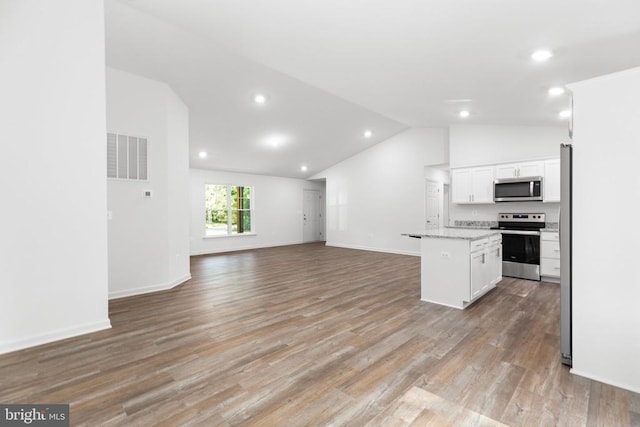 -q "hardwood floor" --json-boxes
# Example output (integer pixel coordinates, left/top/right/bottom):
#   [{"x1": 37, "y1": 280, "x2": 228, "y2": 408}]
[{"x1": 1, "y1": 243, "x2": 638, "y2": 426}]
